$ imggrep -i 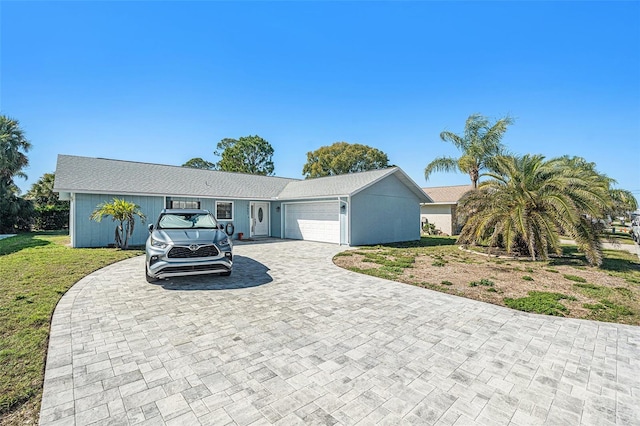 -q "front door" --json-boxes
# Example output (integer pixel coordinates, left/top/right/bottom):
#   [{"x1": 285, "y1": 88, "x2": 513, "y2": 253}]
[{"x1": 251, "y1": 202, "x2": 269, "y2": 237}]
